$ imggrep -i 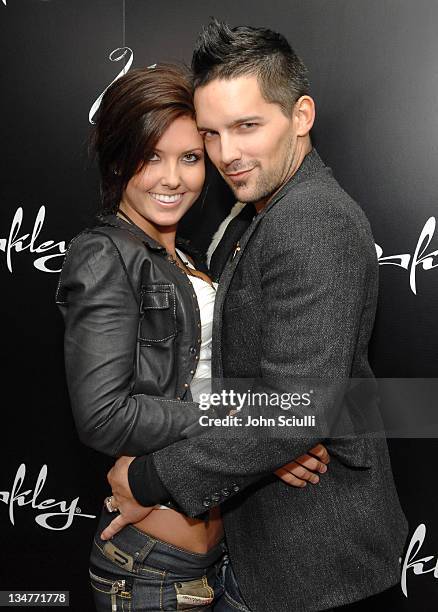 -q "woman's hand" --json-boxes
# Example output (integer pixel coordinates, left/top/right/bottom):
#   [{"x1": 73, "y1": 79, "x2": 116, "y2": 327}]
[
  {"x1": 228, "y1": 410, "x2": 330, "y2": 488},
  {"x1": 100, "y1": 497, "x2": 156, "y2": 541},
  {"x1": 100, "y1": 456, "x2": 156, "y2": 540},
  {"x1": 275, "y1": 443, "x2": 330, "y2": 487}
]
